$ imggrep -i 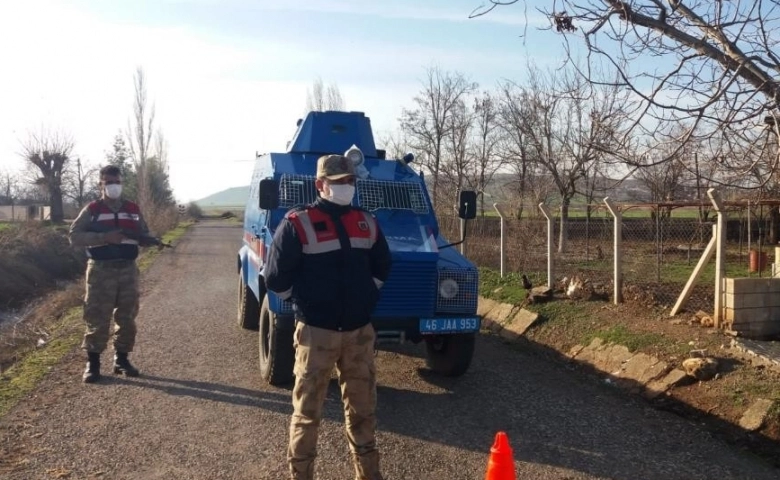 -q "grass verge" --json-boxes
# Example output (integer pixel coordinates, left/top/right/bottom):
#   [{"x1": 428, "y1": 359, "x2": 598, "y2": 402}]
[
  {"x1": 582, "y1": 324, "x2": 667, "y2": 352},
  {"x1": 0, "y1": 221, "x2": 193, "y2": 419},
  {"x1": 0, "y1": 308, "x2": 82, "y2": 417},
  {"x1": 136, "y1": 221, "x2": 193, "y2": 271},
  {"x1": 480, "y1": 264, "x2": 780, "y2": 461}
]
